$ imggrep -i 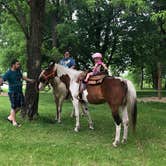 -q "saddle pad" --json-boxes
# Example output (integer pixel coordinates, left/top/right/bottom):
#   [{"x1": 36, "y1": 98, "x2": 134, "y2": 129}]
[
  {"x1": 87, "y1": 78, "x2": 104, "y2": 85},
  {"x1": 89, "y1": 74, "x2": 106, "y2": 81}
]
